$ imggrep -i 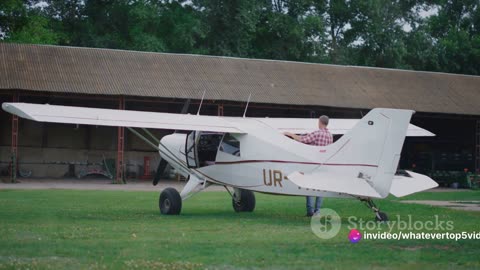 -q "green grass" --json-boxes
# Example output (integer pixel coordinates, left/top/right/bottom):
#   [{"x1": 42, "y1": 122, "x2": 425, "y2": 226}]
[{"x1": 0, "y1": 189, "x2": 479, "y2": 270}]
